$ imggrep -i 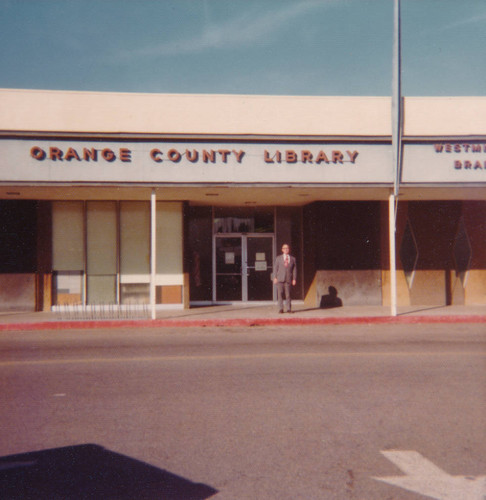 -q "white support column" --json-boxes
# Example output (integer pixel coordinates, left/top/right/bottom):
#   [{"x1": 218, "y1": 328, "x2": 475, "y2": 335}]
[
  {"x1": 389, "y1": 193, "x2": 397, "y2": 316},
  {"x1": 150, "y1": 189, "x2": 156, "y2": 320}
]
